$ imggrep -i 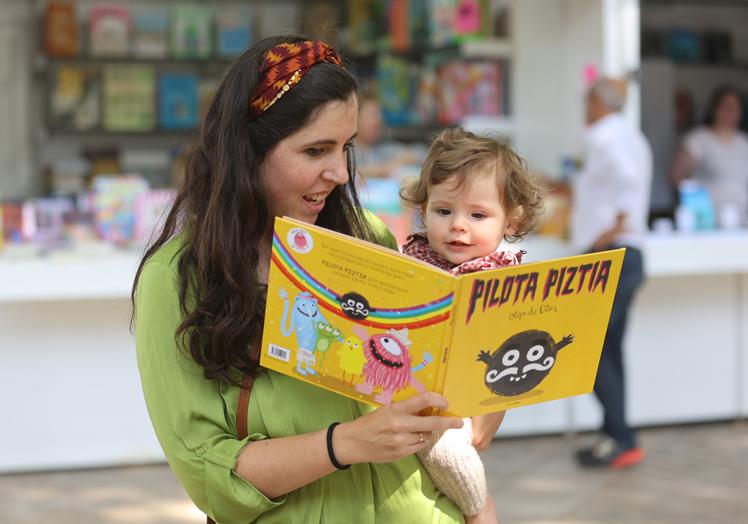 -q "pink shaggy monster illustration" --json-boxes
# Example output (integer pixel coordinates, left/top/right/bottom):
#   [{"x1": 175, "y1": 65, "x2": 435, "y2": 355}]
[{"x1": 354, "y1": 327, "x2": 433, "y2": 404}]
